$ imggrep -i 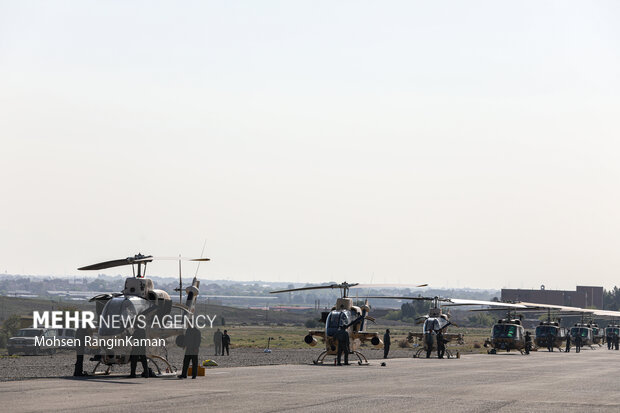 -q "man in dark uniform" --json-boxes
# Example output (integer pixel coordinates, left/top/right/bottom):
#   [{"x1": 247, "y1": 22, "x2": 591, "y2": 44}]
[
  {"x1": 437, "y1": 331, "x2": 446, "y2": 359},
  {"x1": 383, "y1": 329, "x2": 391, "y2": 359},
  {"x1": 575, "y1": 335, "x2": 582, "y2": 353},
  {"x1": 425, "y1": 332, "x2": 434, "y2": 358},
  {"x1": 73, "y1": 327, "x2": 88, "y2": 377},
  {"x1": 607, "y1": 333, "x2": 612, "y2": 350},
  {"x1": 546, "y1": 333, "x2": 554, "y2": 352},
  {"x1": 524, "y1": 331, "x2": 532, "y2": 355},
  {"x1": 179, "y1": 326, "x2": 201, "y2": 379},
  {"x1": 565, "y1": 333, "x2": 571, "y2": 353},
  {"x1": 335, "y1": 325, "x2": 349, "y2": 366},
  {"x1": 129, "y1": 327, "x2": 148, "y2": 378},
  {"x1": 614, "y1": 333, "x2": 619, "y2": 350},
  {"x1": 221, "y1": 330, "x2": 230, "y2": 356}
]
